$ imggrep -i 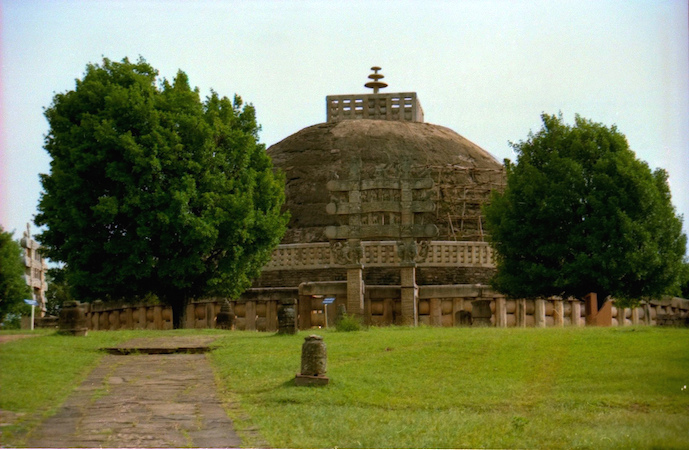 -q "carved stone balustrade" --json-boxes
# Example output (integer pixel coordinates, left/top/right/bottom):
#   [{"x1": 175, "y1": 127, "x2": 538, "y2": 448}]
[{"x1": 261, "y1": 240, "x2": 495, "y2": 271}]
